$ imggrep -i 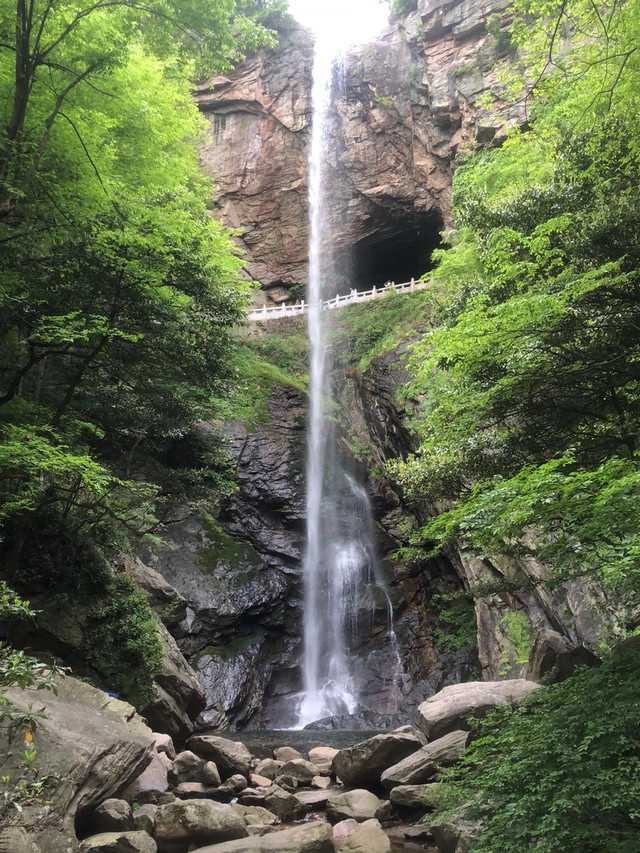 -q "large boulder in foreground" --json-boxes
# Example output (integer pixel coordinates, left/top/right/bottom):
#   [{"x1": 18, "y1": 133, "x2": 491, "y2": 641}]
[
  {"x1": 380, "y1": 731, "x2": 469, "y2": 790},
  {"x1": 184, "y1": 821, "x2": 334, "y2": 851},
  {"x1": 0, "y1": 674, "x2": 154, "y2": 845},
  {"x1": 332, "y1": 726, "x2": 426, "y2": 788},
  {"x1": 418, "y1": 680, "x2": 541, "y2": 739},
  {"x1": 154, "y1": 799, "x2": 248, "y2": 853}
]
